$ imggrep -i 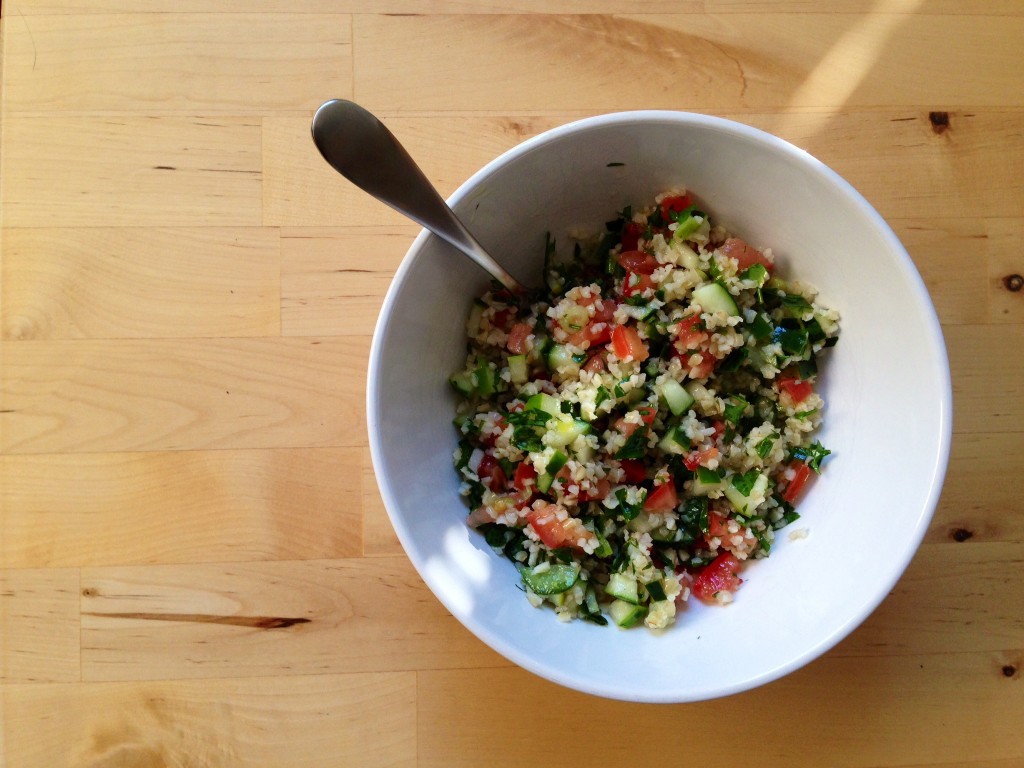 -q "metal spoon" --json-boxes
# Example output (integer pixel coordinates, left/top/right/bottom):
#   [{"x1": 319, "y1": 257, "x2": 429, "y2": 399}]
[{"x1": 311, "y1": 99, "x2": 526, "y2": 293}]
